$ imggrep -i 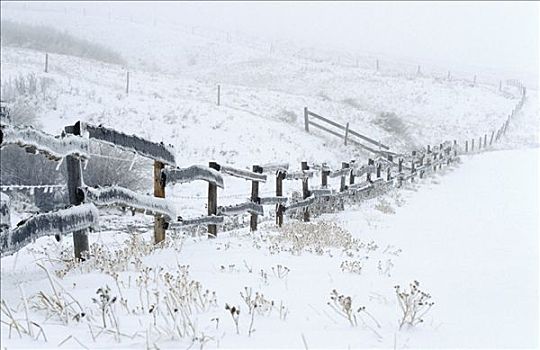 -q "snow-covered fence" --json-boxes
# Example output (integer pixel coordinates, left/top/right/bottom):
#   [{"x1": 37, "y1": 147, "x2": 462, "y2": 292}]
[
  {"x1": 1, "y1": 203, "x2": 99, "y2": 257},
  {"x1": 303, "y1": 107, "x2": 391, "y2": 154},
  {"x1": 0, "y1": 124, "x2": 89, "y2": 161},
  {"x1": 0, "y1": 193, "x2": 10, "y2": 233},
  {"x1": 162, "y1": 165, "x2": 224, "y2": 188}
]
